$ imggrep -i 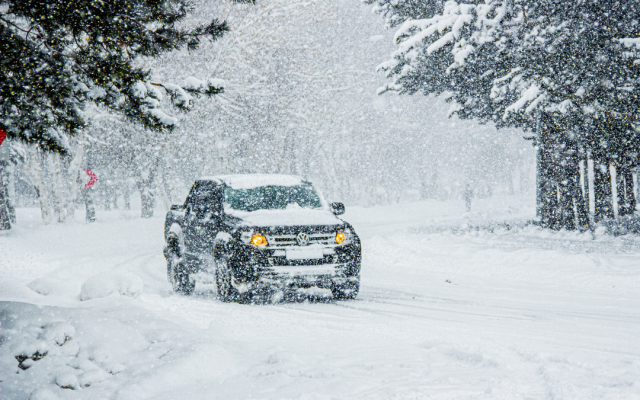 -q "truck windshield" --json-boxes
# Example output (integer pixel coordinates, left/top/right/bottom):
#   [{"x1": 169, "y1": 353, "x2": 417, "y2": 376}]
[{"x1": 224, "y1": 184, "x2": 323, "y2": 212}]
